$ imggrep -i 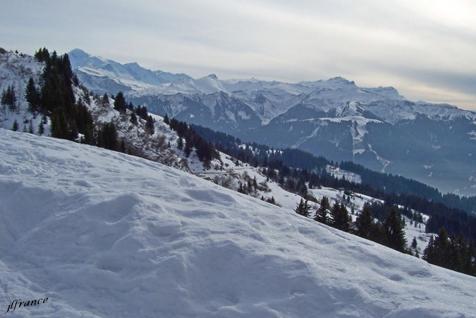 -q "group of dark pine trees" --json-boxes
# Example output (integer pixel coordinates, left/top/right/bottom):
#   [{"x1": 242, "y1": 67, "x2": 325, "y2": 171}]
[
  {"x1": 1, "y1": 85, "x2": 17, "y2": 111},
  {"x1": 296, "y1": 196, "x2": 476, "y2": 275},
  {"x1": 15, "y1": 48, "x2": 161, "y2": 153},
  {"x1": 296, "y1": 198, "x2": 407, "y2": 253},
  {"x1": 190, "y1": 124, "x2": 476, "y2": 276},
  {"x1": 166, "y1": 115, "x2": 218, "y2": 167},
  {"x1": 5, "y1": 47, "x2": 220, "y2": 166}
]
